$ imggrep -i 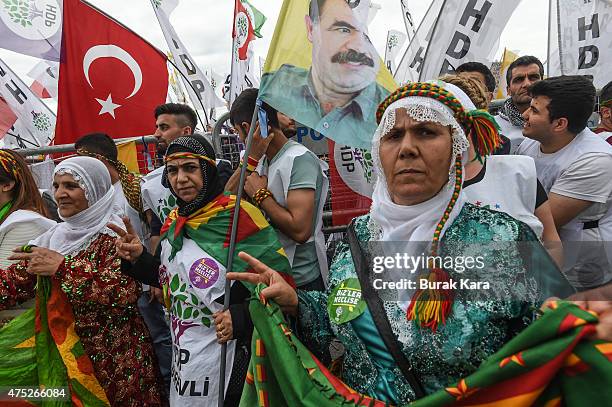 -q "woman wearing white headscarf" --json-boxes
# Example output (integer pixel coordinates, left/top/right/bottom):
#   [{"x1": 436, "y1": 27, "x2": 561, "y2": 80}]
[
  {"x1": 0, "y1": 157, "x2": 163, "y2": 406},
  {"x1": 229, "y1": 82, "x2": 573, "y2": 404}
]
